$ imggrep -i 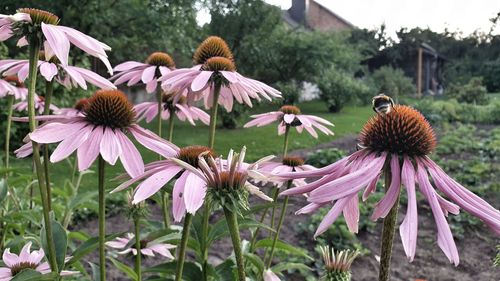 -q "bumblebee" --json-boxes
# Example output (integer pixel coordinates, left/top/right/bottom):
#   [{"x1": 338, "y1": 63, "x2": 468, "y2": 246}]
[{"x1": 372, "y1": 94, "x2": 394, "y2": 115}]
